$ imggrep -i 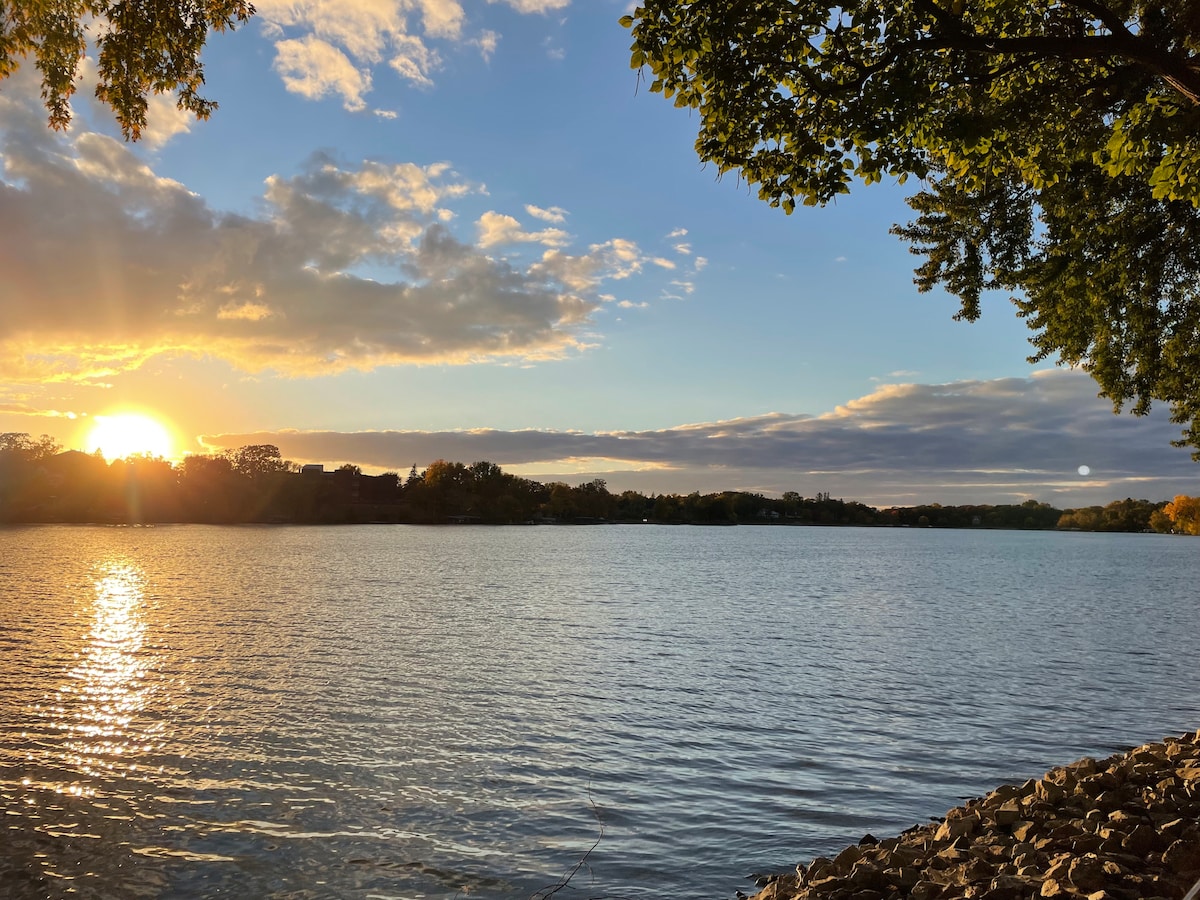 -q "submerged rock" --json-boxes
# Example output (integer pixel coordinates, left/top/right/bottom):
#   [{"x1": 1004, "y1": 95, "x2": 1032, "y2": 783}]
[{"x1": 750, "y1": 730, "x2": 1200, "y2": 900}]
